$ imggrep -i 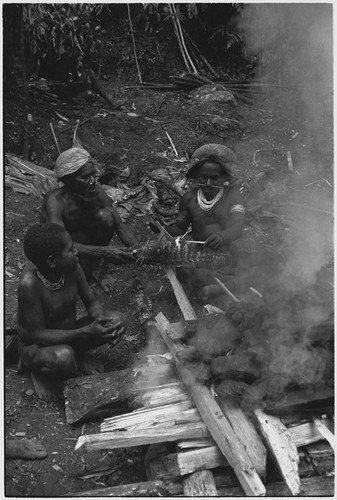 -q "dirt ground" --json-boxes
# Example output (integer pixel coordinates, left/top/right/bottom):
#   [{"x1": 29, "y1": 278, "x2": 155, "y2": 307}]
[{"x1": 4, "y1": 79, "x2": 333, "y2": 496}]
